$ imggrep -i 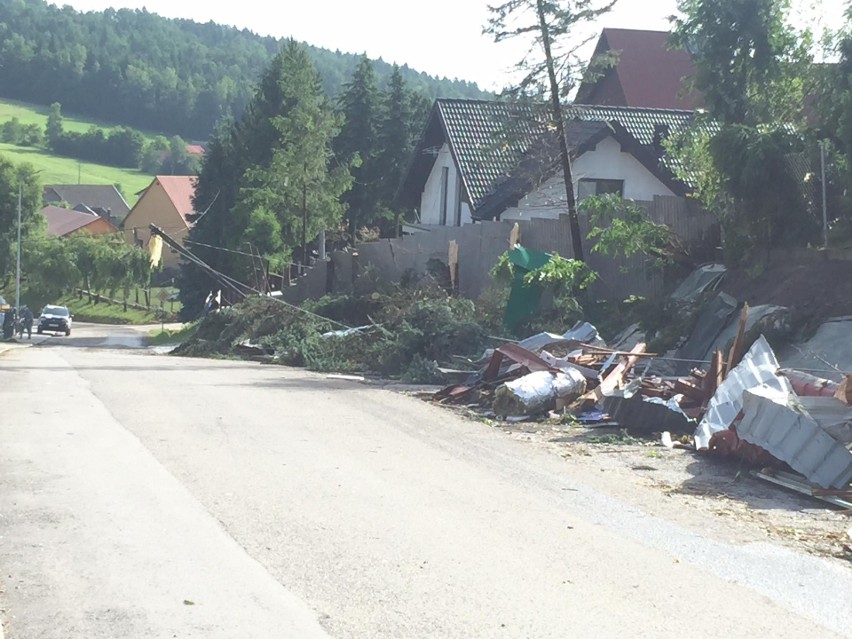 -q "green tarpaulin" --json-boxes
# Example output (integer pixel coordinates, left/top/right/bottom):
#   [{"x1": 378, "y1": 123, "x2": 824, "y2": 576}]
[{"x1": 503, "y1": 245, "x2": 552, "y2": 331}]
